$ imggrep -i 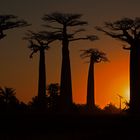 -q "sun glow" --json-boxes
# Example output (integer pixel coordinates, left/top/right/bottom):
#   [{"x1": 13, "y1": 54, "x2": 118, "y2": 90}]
[
  {"x1": 118, "y1": 86, "x2": 130, "y2": 109},
  {"x1": 124, "y1": 87, "x2": 130, "y2": 102}
]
